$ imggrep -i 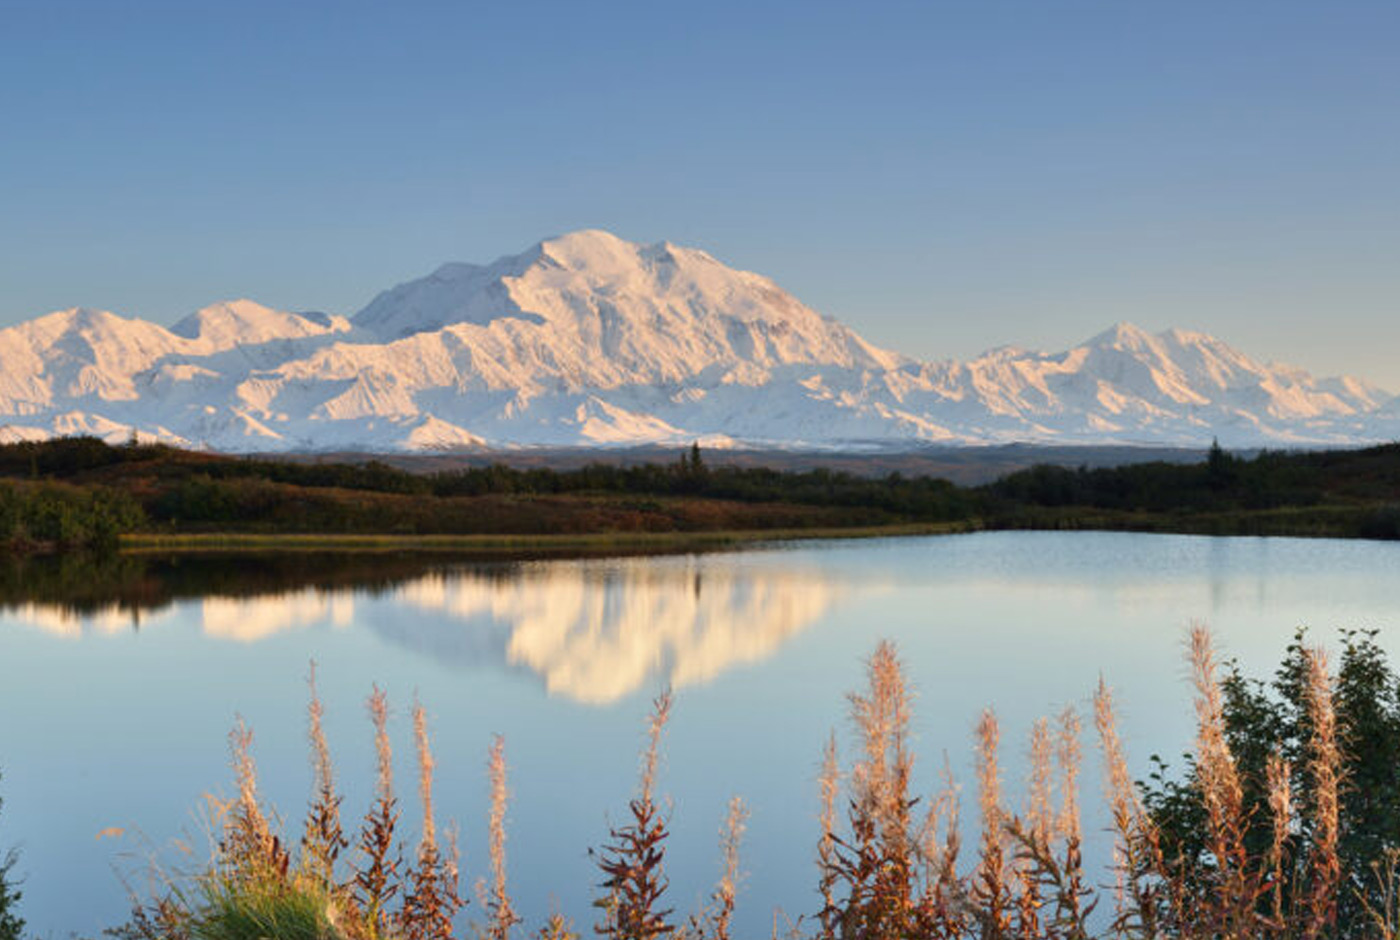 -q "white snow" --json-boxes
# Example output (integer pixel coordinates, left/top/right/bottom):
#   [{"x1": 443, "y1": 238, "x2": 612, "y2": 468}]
[{"x1": 0, "y1": 229, "x2": 1394, "y2": 452}]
